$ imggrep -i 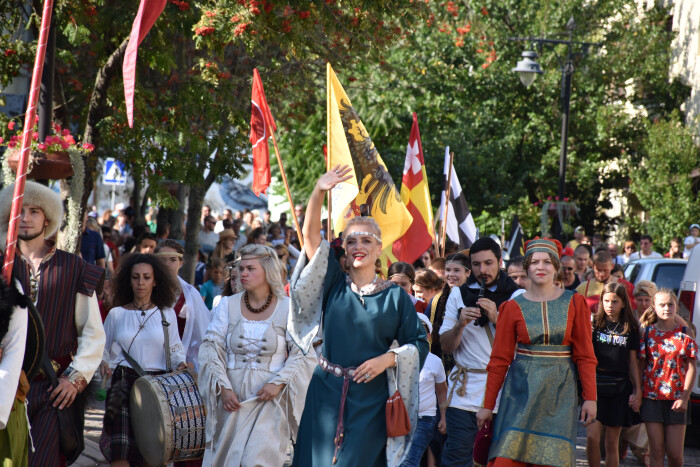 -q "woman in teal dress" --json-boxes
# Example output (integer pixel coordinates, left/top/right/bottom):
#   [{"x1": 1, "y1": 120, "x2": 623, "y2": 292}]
[
  {"x1": 288, "y1": 165, "x2": 429, "y2": 466},
  {"x1": 476, "y1": 238, "x2": 598, "y2": 467}
]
